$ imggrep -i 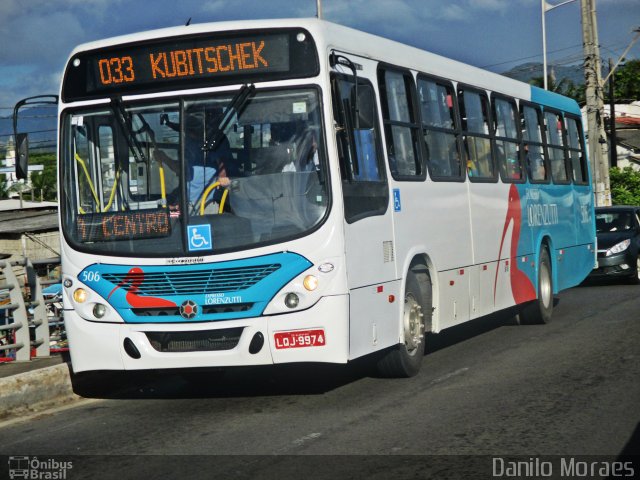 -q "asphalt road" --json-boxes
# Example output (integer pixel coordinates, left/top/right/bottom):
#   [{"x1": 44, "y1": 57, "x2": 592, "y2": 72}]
[{"x1": 1, "y1": 280, "x2": 639, "y2": 479}]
